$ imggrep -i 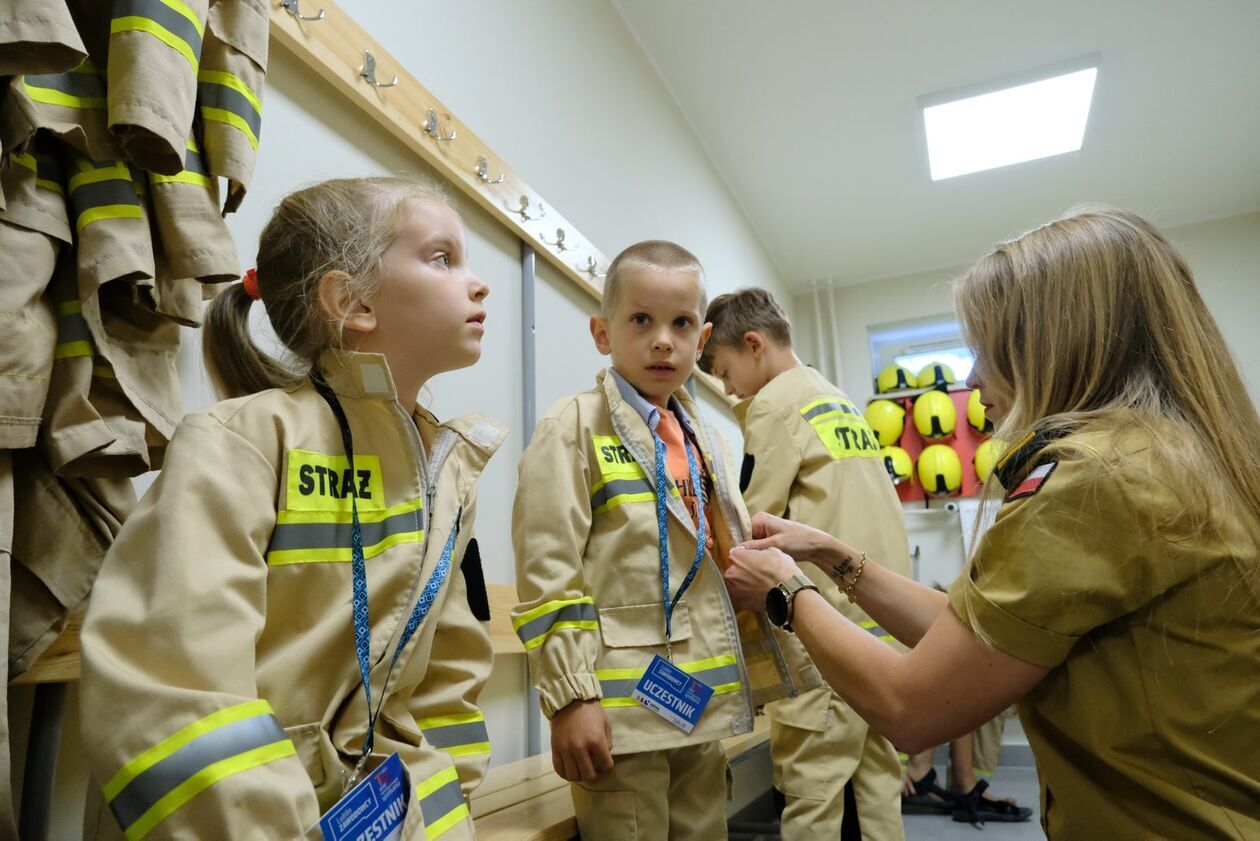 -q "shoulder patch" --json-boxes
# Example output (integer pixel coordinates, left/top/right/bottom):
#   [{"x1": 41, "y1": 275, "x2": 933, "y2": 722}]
[
  {"x1": 740, "y1": 453, "x2": 755, "y2": 492},
  {"x1": 460, "y1": 538, "x2": 491, "y2": 621},
  {"x1": 1004, "y1": 461, "x2": 1058, "y2": 502}
]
